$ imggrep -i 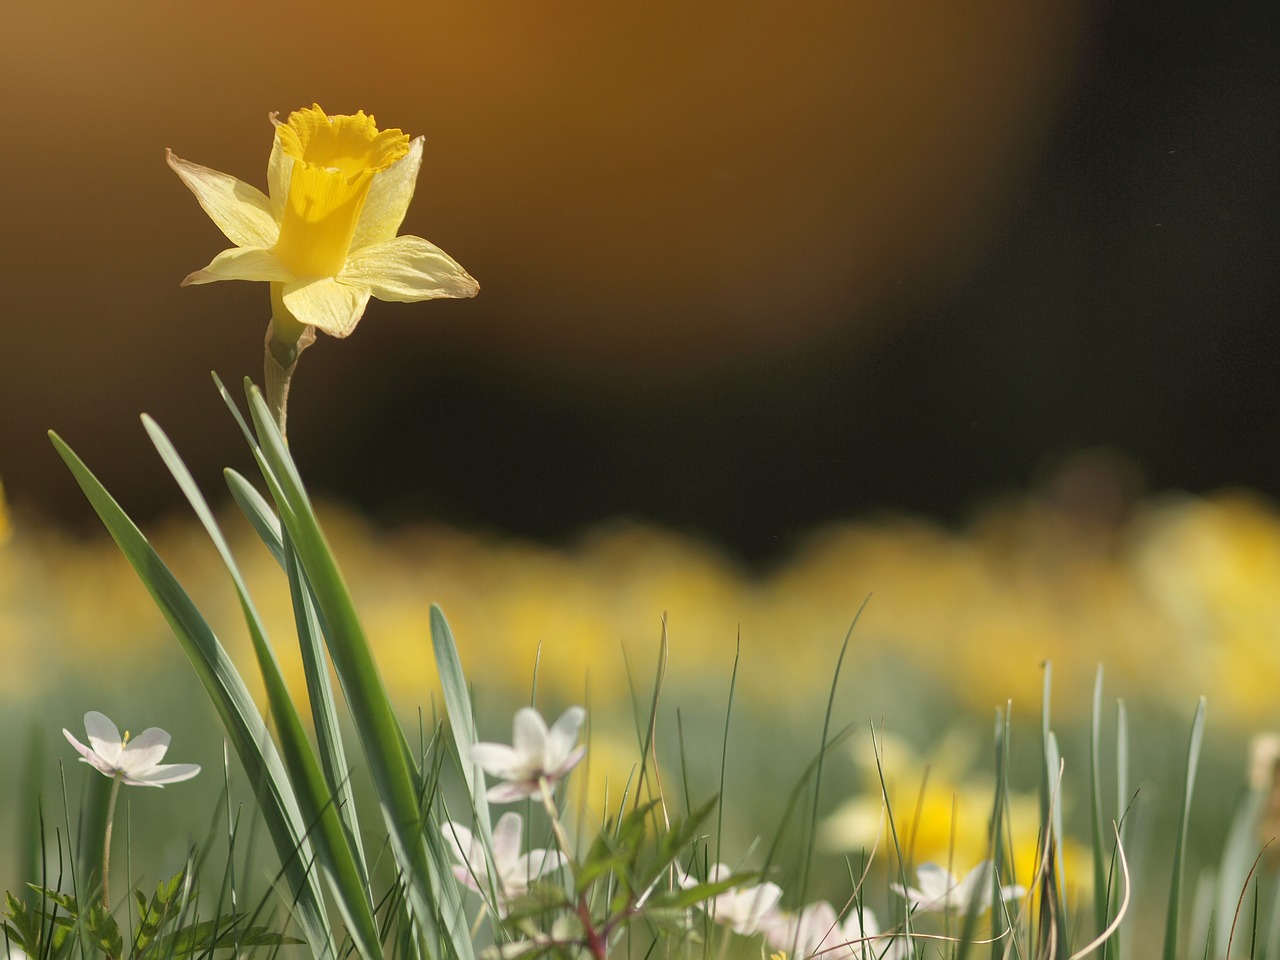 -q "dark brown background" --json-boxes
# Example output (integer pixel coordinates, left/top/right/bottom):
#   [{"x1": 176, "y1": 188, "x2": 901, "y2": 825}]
[{"x1": 2, "y1": 0, "x2": 1275, "y2": 562}]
